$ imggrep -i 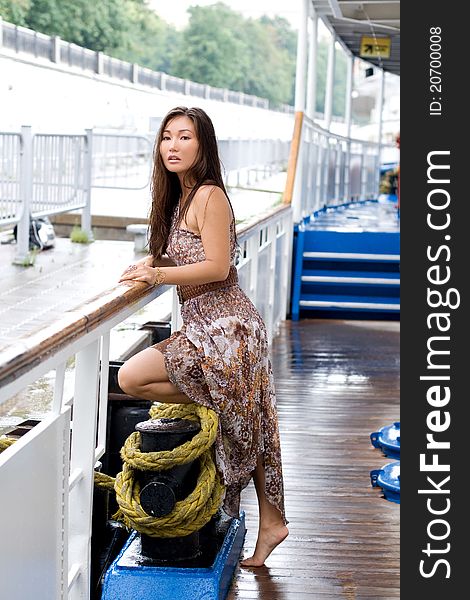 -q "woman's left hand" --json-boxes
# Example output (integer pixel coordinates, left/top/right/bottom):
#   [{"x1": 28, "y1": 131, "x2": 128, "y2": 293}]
[{"x1": 119, "y1": 263, "x2": 157, "y2": 285}]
